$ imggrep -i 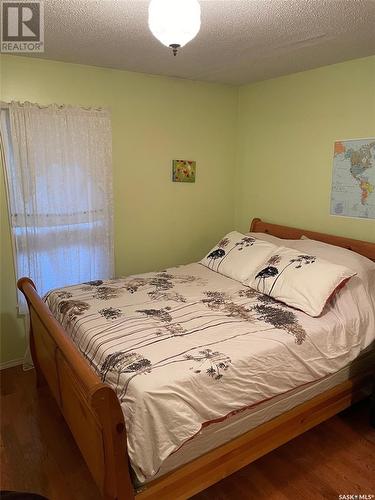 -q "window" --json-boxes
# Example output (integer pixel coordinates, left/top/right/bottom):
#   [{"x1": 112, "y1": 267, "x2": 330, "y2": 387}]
[{"x1": 0, "y1": 102, "x2": 114, "y2": 313}]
